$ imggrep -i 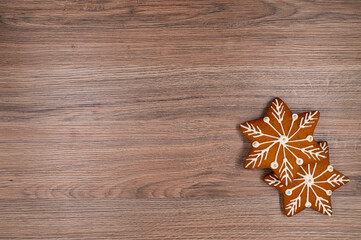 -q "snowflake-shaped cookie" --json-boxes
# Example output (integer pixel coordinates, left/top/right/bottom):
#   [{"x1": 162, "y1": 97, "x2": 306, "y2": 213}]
[
  {"x1": 264, "y1": 142, "x2": 350, "y2": 217},
  {"x1": 240, "y1": 98, "x2": 326, "y2": 186}
]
